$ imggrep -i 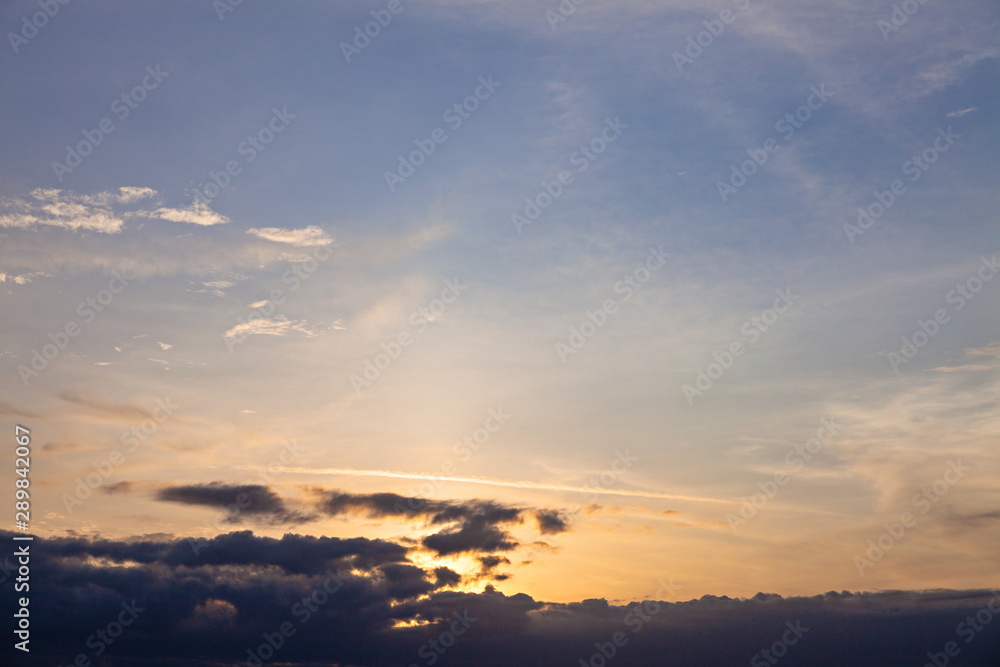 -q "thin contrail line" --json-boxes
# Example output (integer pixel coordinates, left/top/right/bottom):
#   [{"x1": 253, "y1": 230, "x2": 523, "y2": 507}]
[{"x1": 249, "y1": 466, "x2": 731, "y2": 505}]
